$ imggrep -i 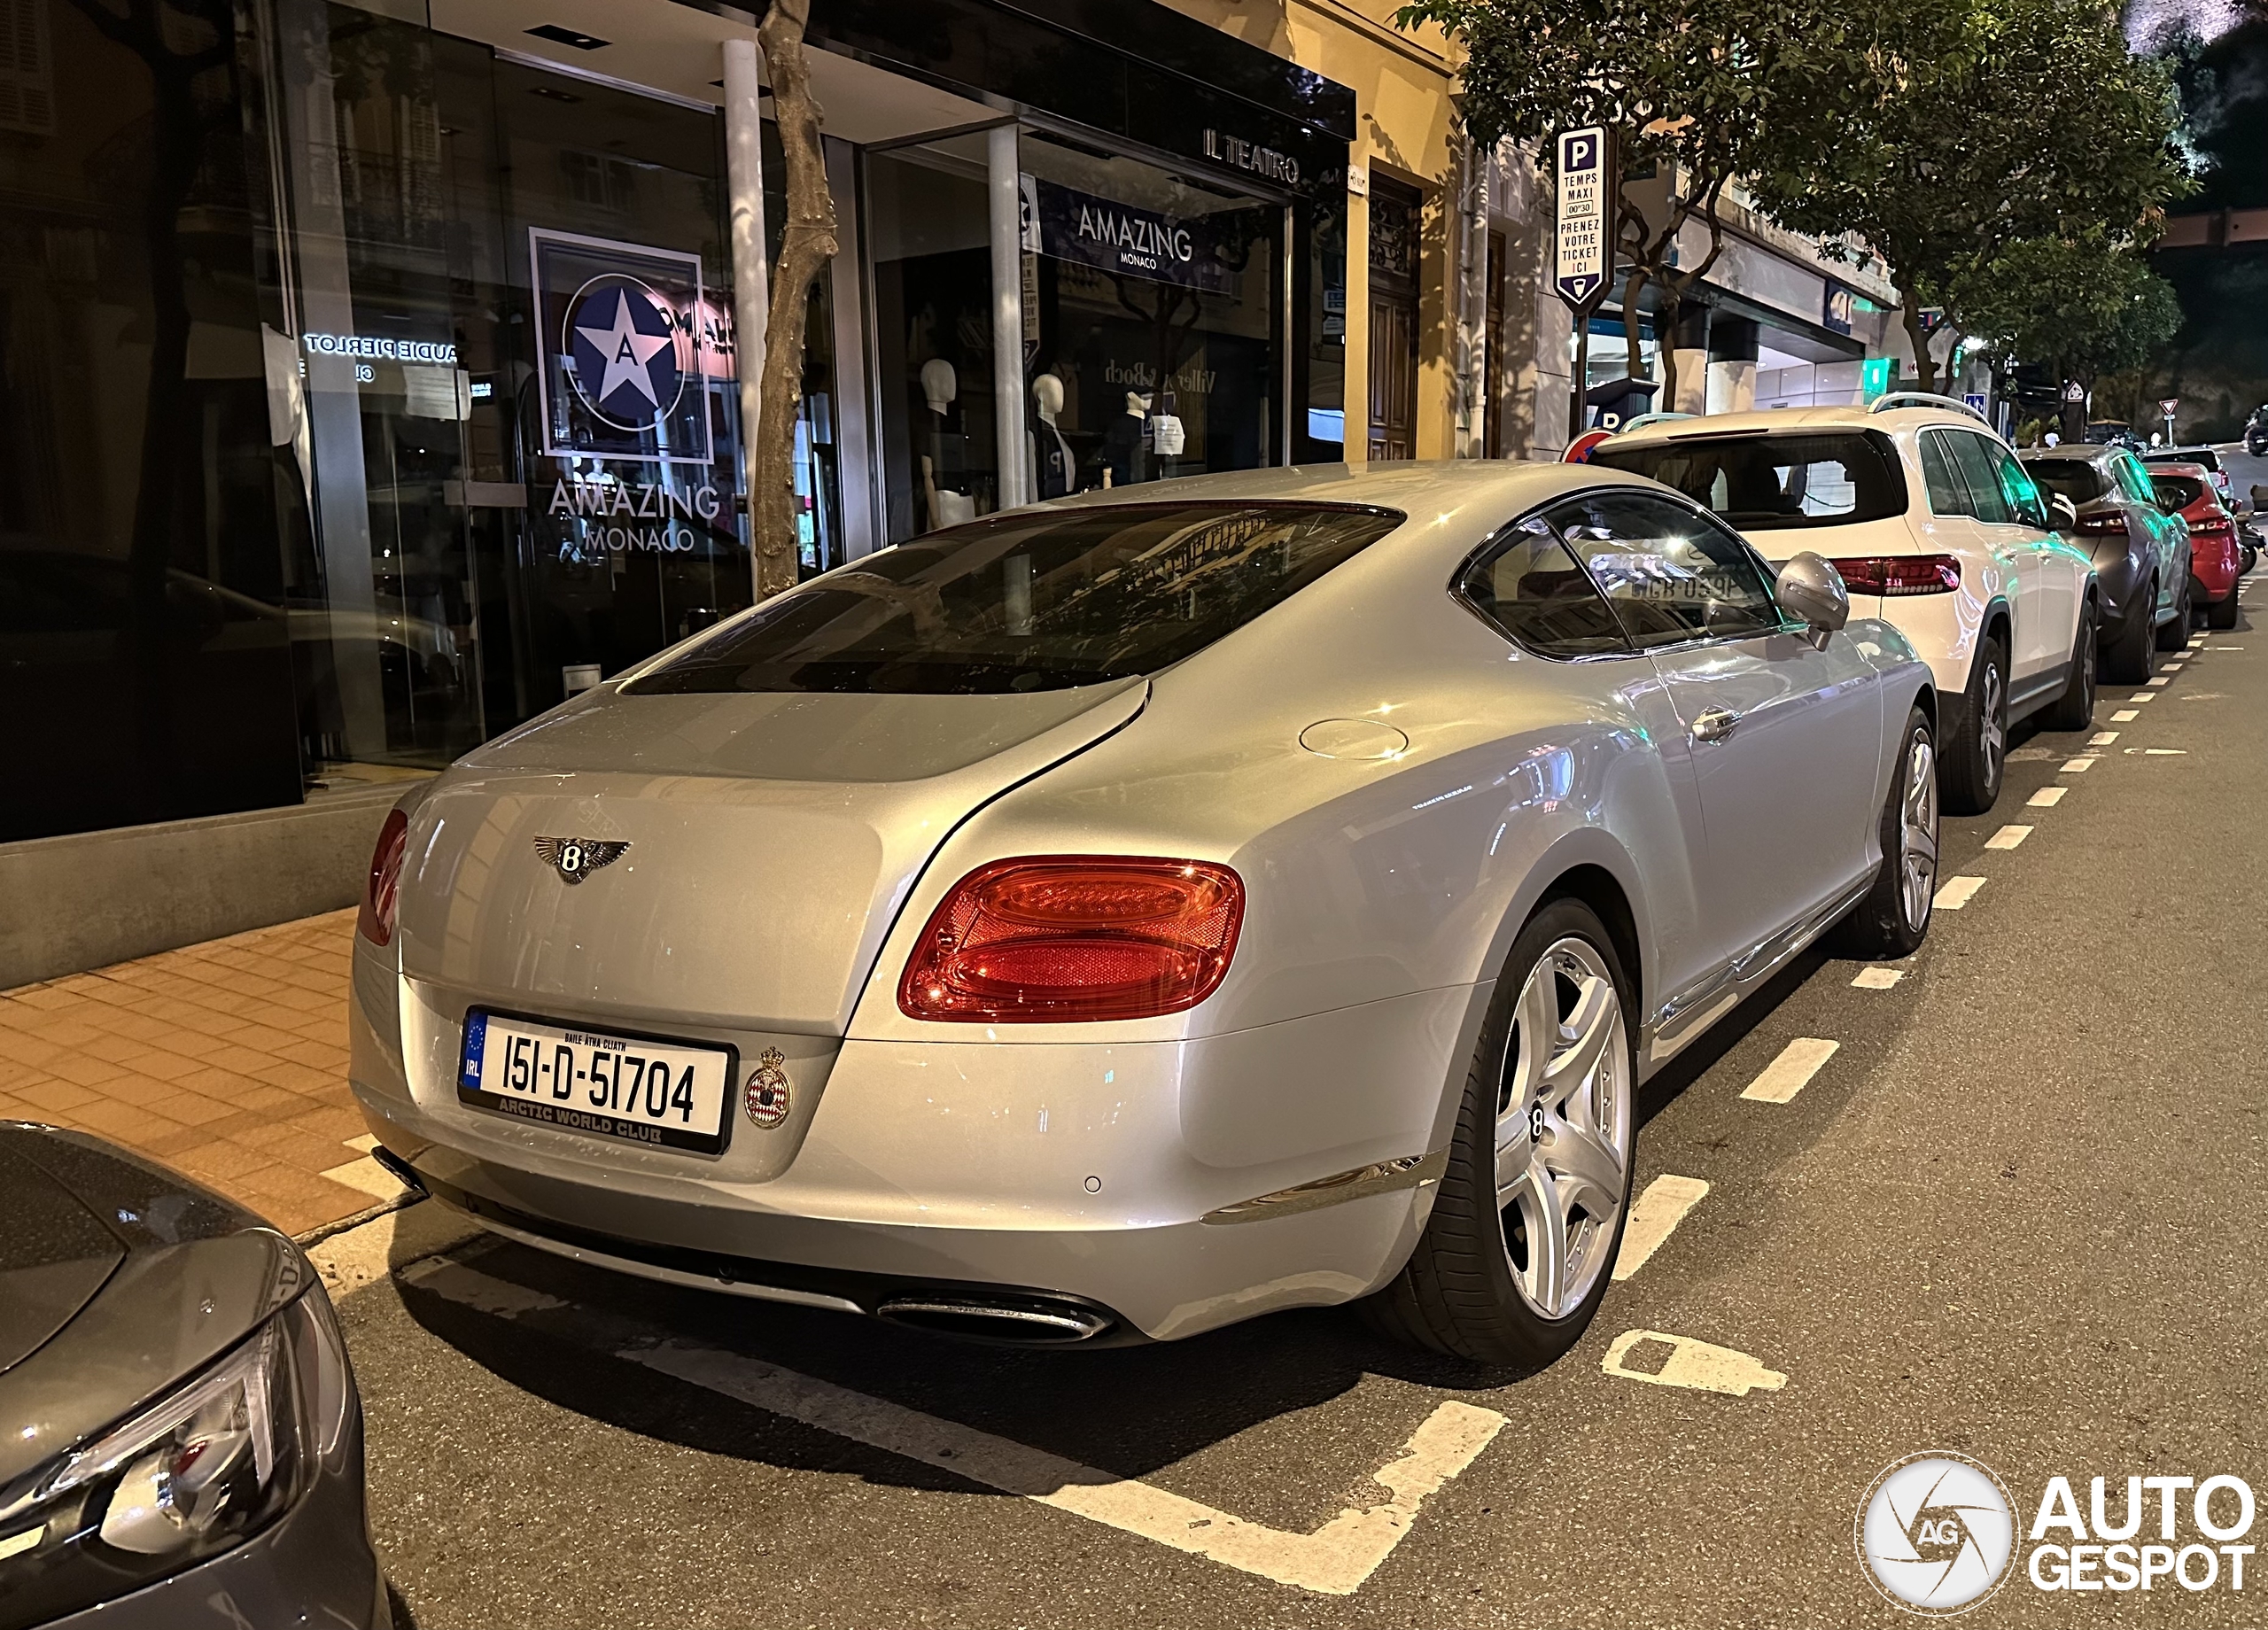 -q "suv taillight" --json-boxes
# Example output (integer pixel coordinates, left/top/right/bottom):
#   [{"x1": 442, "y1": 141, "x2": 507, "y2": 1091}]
[
  {"x1": 2075, "y1": 512, "x2": 2128, "y2": 535},
  {"x1": 898, "y1": 857, "x2": 1244, "y2": 1022},
  {"x1": 1827, "y1": 555, "x2": 1961, "y2": 596},
  {"x1": 356, "y1": 810, "x2": 409, "y2": 946}
]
